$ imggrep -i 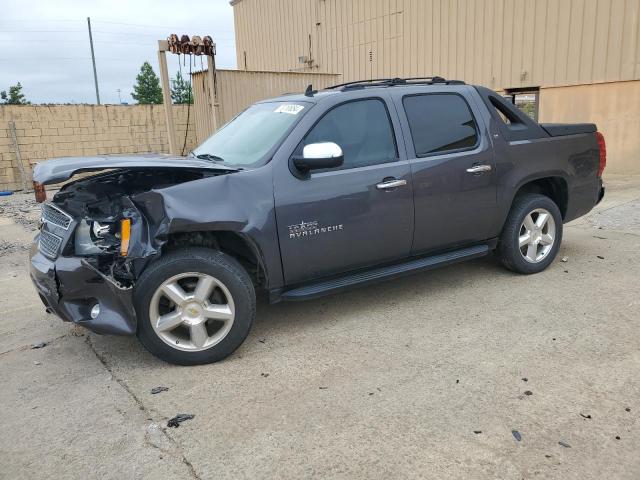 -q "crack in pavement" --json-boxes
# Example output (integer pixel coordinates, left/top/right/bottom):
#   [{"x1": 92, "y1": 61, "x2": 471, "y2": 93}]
[
  {"x1": 0, "y1": 333, "x2": 67, "y2": 357},
  {"x1": 565, "y1": 223, "x2": 640, "y2": 237},
  {"x1": 587, "y1": 195, "x2": 640, "y2": 215},
  {"x1": 84, "y1": 334, "x2": 202, "y2": 480}
]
